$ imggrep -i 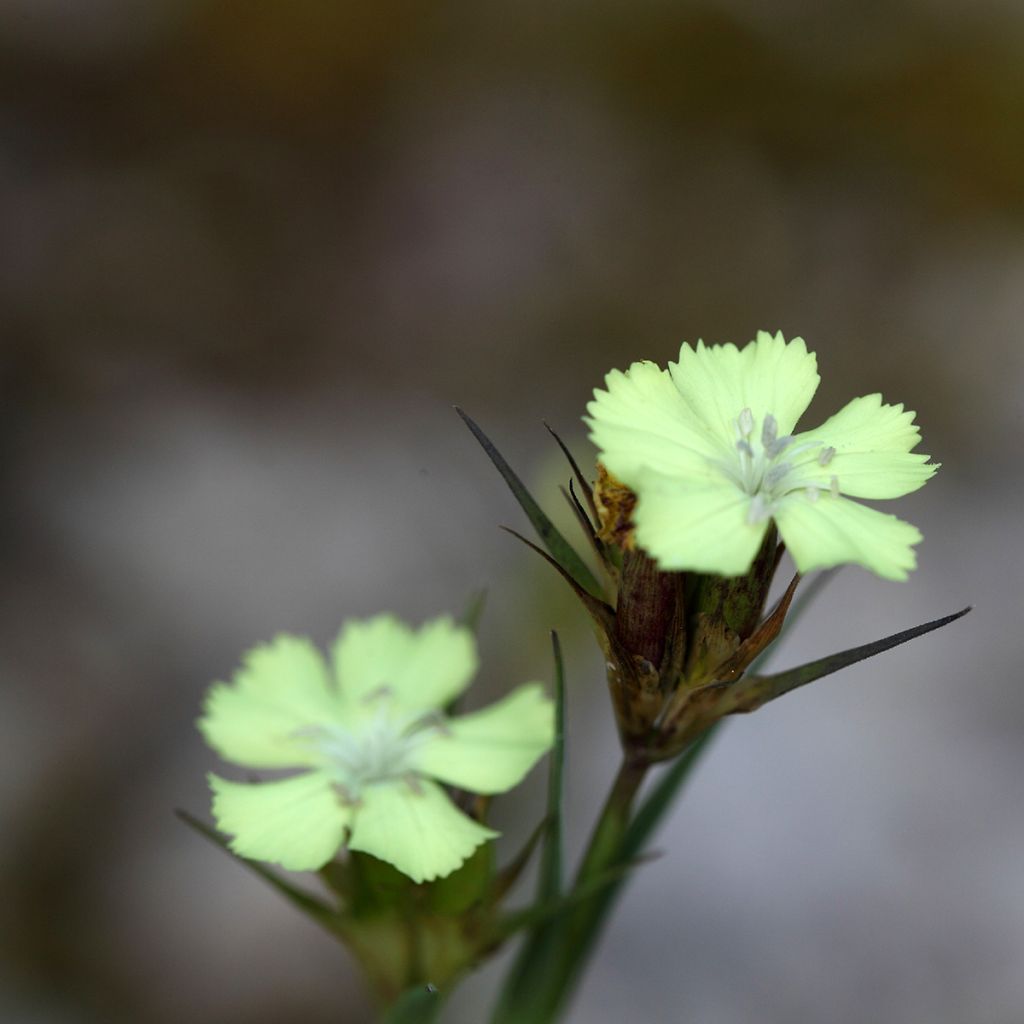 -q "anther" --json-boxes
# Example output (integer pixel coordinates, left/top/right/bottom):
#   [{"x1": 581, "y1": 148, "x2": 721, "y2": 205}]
[
  {"x1": 763, "y1": 462, "x2": 792, "y2": 489},
  {"x1": 818, "y1": 446, "x2": 836, "y2": 467},
  {"x1": 805, "y1": 487, "x2": 820, "y2": 503},
  {"x1": 735, "y1": 439, "x2": 754, "y2": 458},
  {"x1": 830, "y1": 475, "x2": 840, "y2": 498},
  {"x1": 765, "y1": 435, "x2": 794, "y2": 459},
  {"x1": 761, "y1": 413, "x2": 778, "y2": 448},
  {"x1": 738, "y1": 407, "x2": 754, "y2": 437}
]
